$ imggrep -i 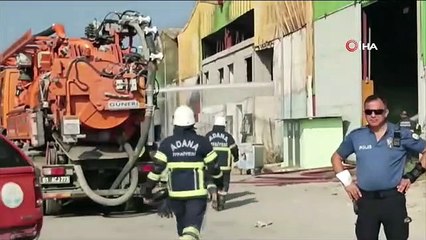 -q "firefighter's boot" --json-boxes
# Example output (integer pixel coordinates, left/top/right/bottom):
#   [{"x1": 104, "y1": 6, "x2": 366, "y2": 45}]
[
  {"x1": 212, "y1": 191, "x2": 226, "y2": 211},
  {"x1": 210, "y1": 189, "x2": 220, "y2": 211},
  {"x1": 207, "y1": 184, "x2": 216, "y2": 203},
  {"x1": 216, "y1": 191, "x2": 226, "y2": 211}
]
